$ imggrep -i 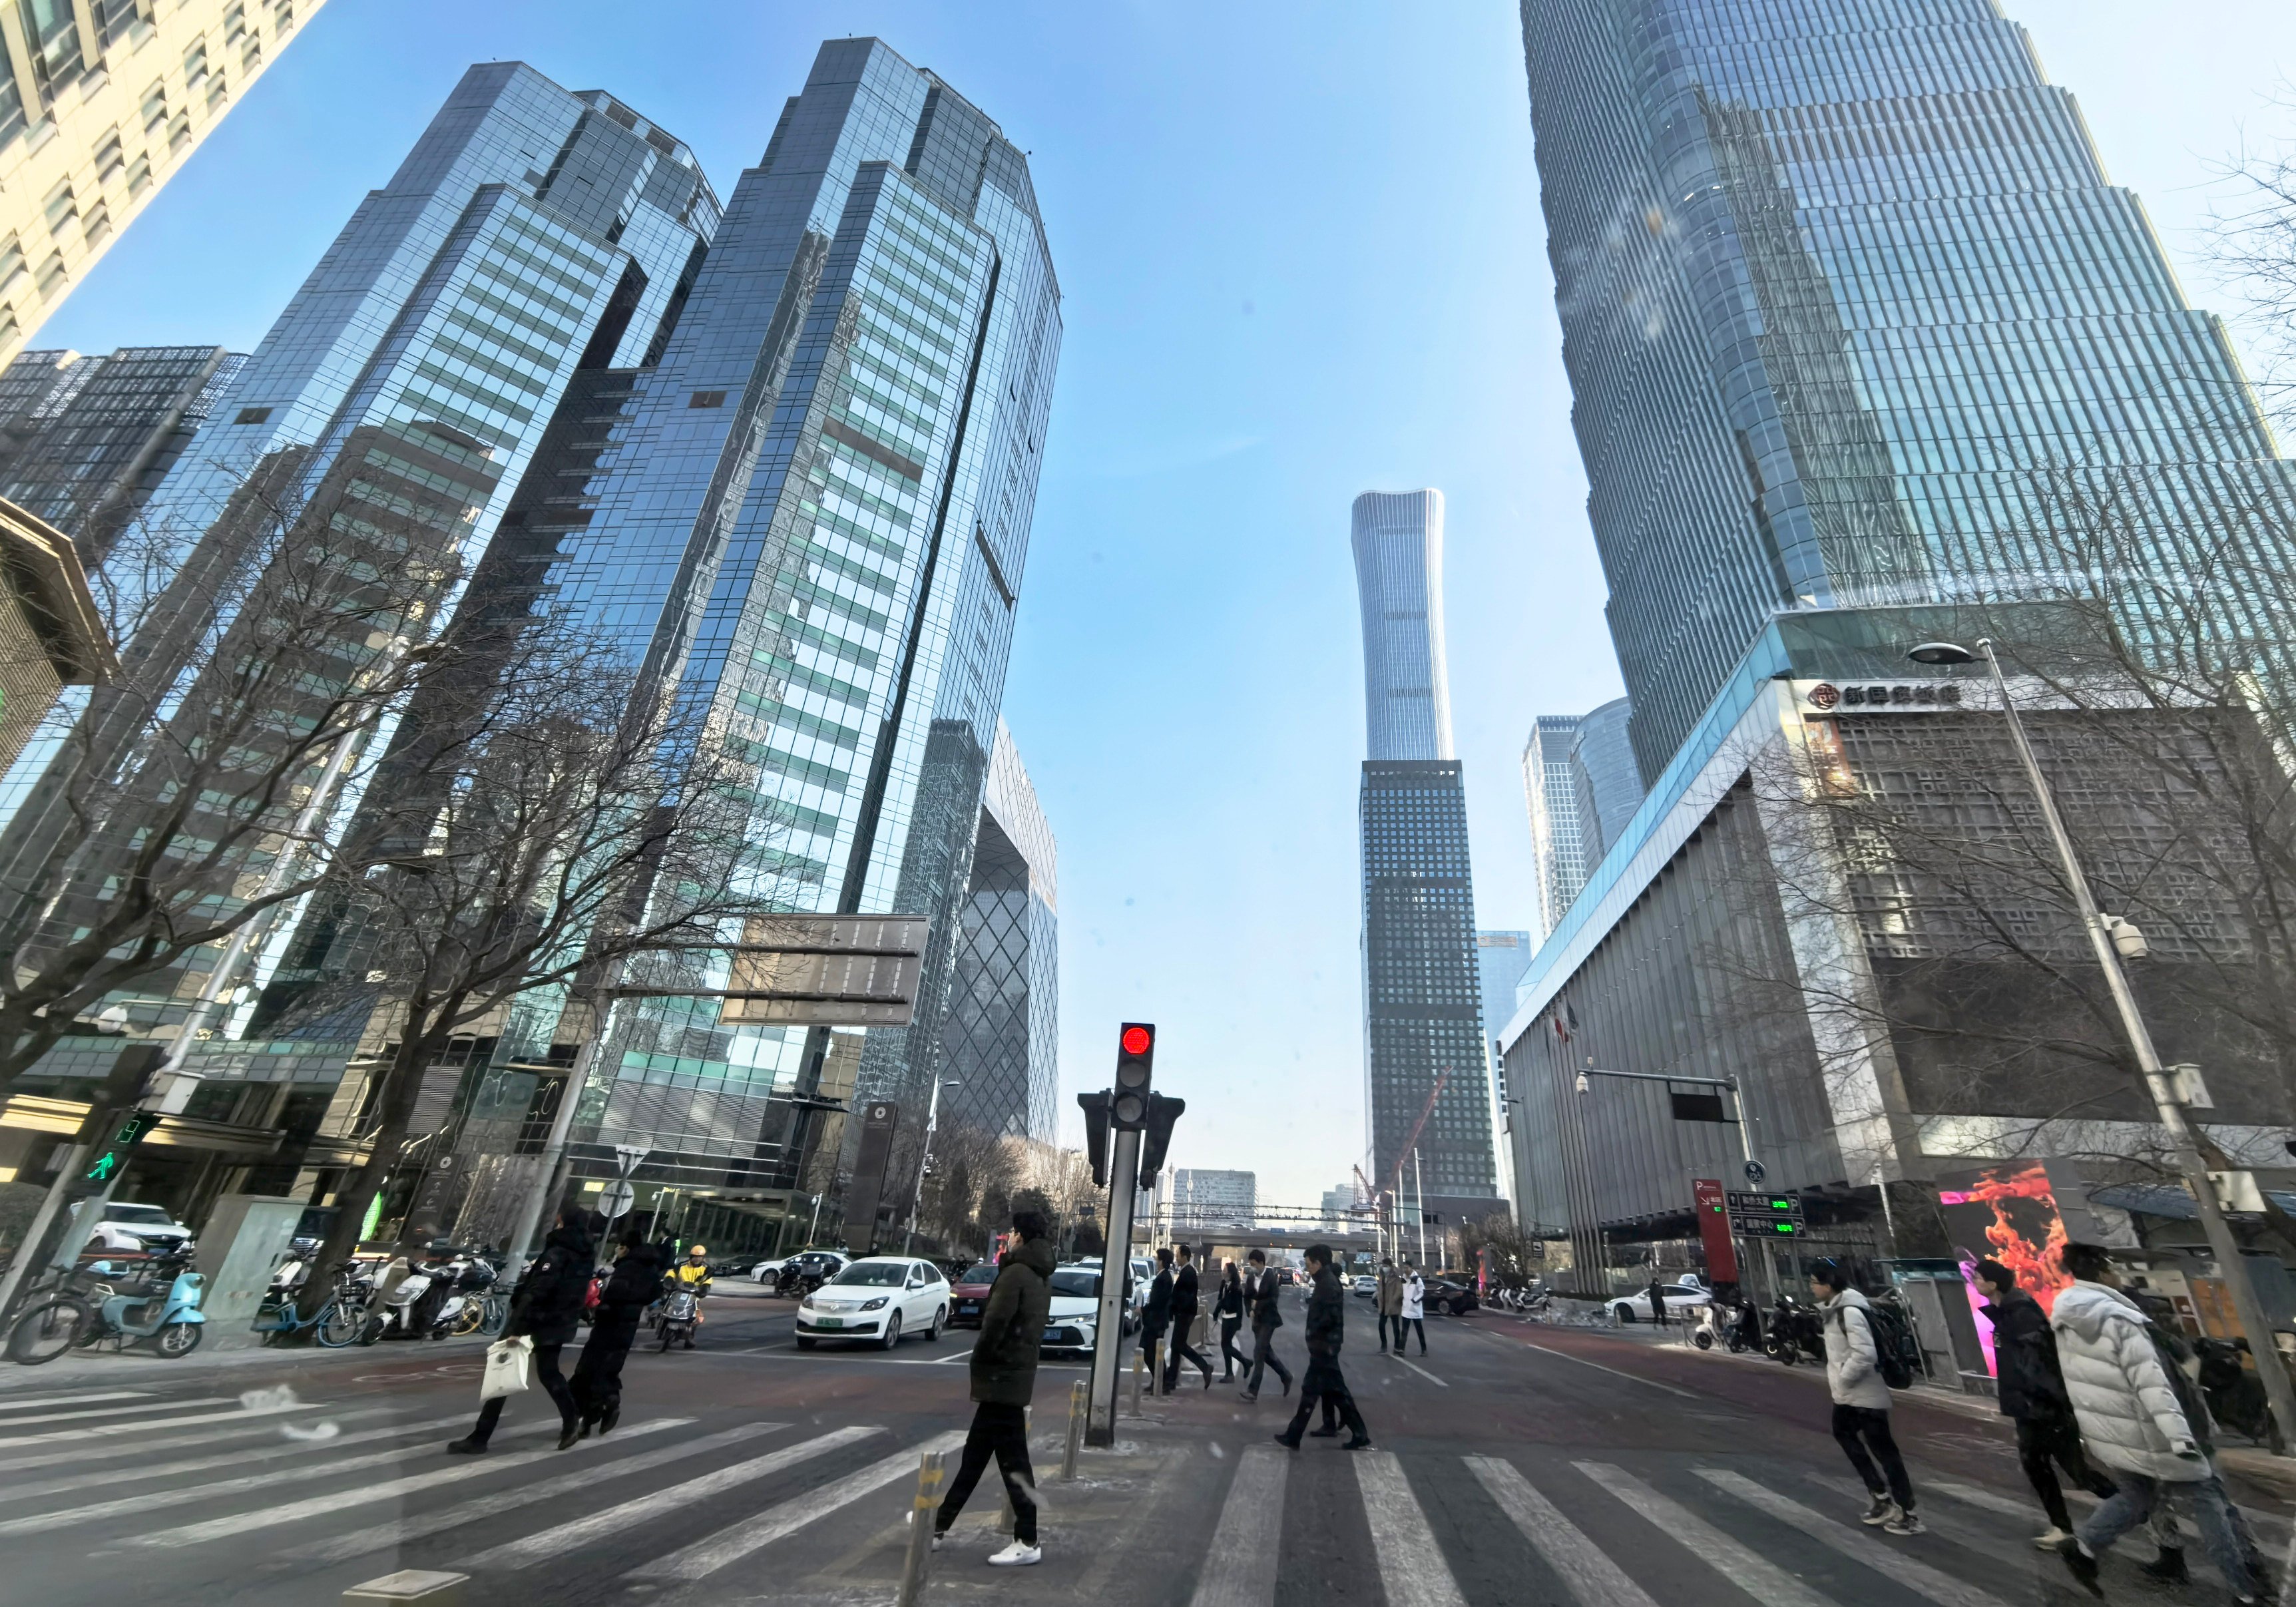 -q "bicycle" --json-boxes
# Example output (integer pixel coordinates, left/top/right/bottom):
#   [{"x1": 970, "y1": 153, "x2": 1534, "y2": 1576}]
[
  {"x1": 252, "y1": 1262, "x2": 369, "y2": 1348},
  {"x1": 448, "y1": 1288, "x2": 509, "y2": 1337}
]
